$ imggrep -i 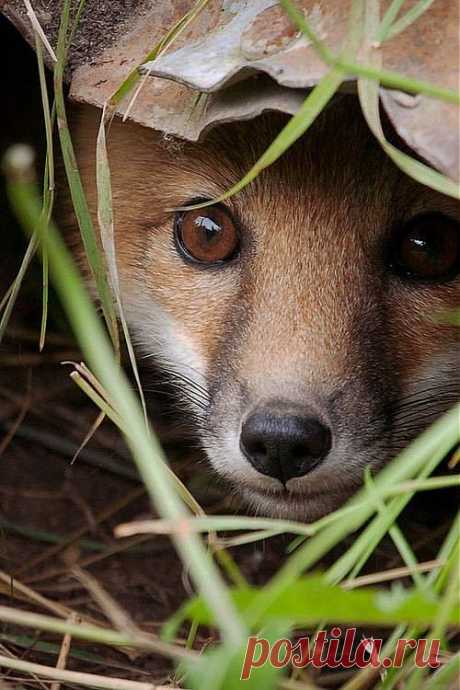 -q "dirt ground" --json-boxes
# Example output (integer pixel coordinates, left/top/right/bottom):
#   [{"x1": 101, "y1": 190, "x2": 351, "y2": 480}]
[{"x1": 0, "y1": 13, "x2": 458, "y2": 689}]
